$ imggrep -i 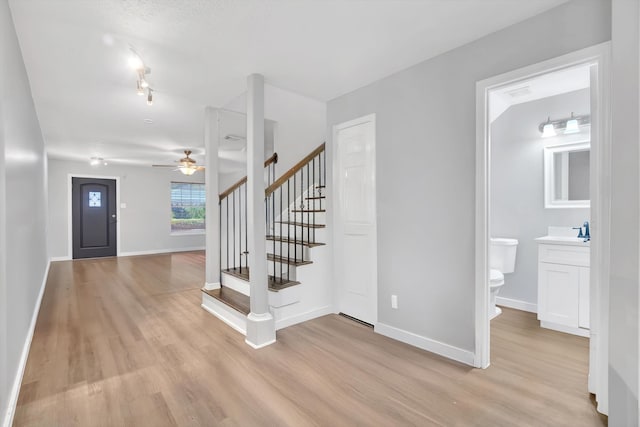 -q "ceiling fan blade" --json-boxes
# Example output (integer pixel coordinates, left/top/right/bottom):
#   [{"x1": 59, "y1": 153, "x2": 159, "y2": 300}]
[{"x1": 152, "y1": 164, "x2": 177, "y2": 168}]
